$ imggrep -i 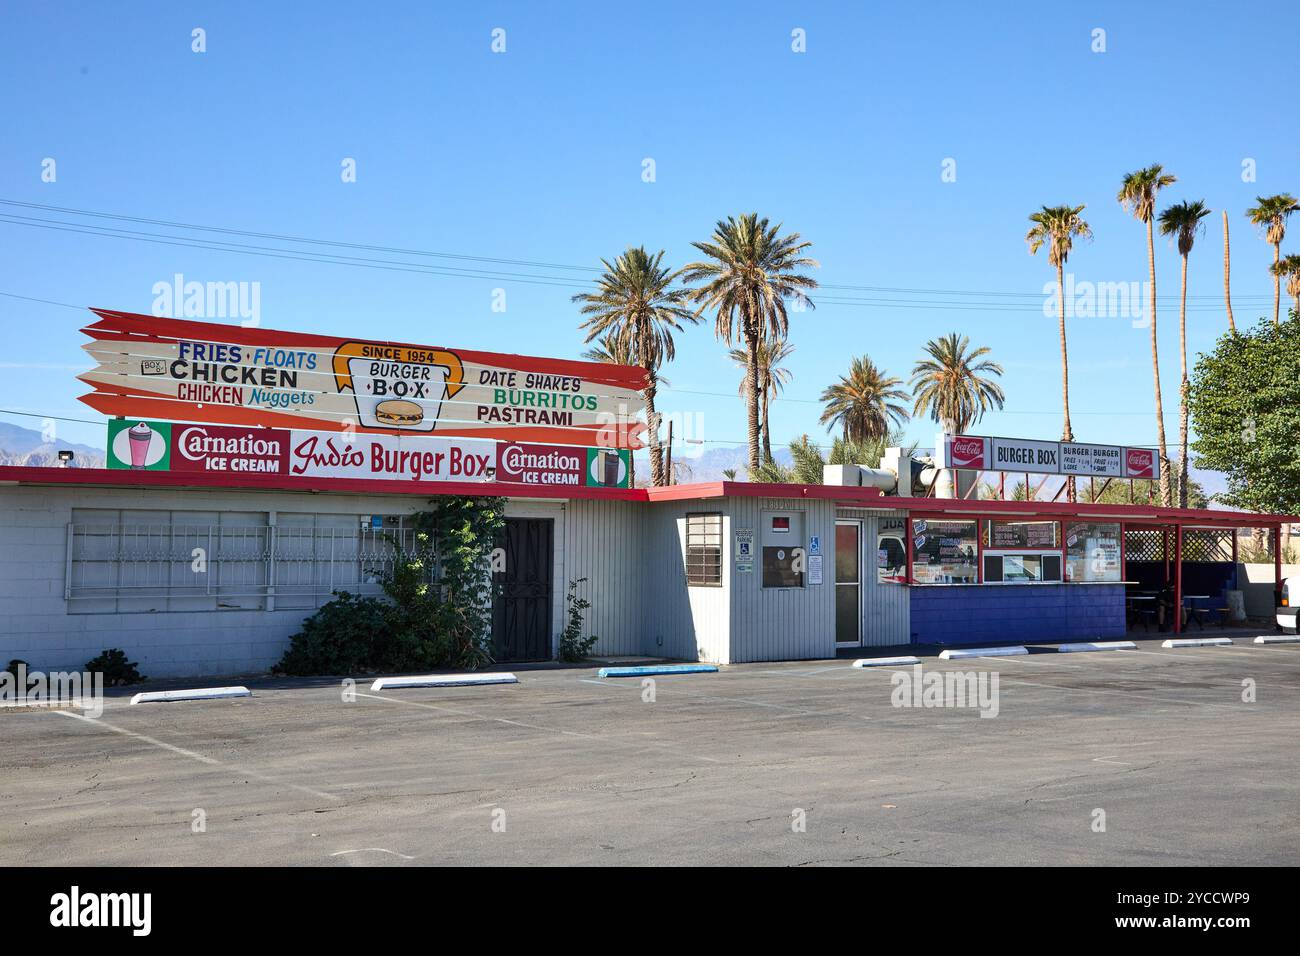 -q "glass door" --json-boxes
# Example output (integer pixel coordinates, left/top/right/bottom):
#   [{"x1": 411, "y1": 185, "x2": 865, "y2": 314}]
[{"x1": 835, "y1": 520, "x2": 861, "y2": 647}]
